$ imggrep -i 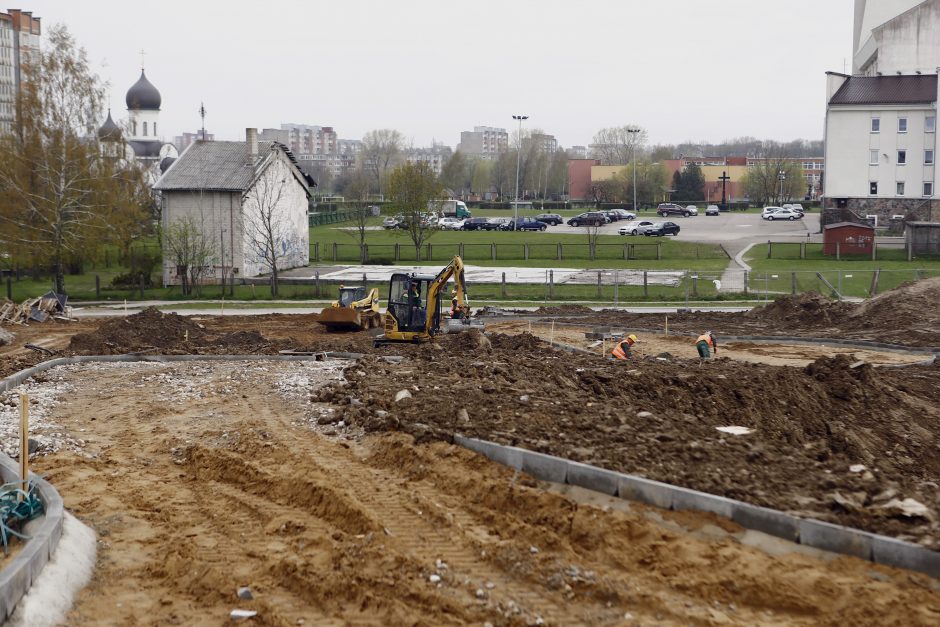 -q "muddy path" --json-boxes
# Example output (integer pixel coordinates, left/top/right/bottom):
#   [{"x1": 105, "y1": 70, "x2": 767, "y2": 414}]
[{"x1": 15, "y1": 361, "x2": 939, "y2": 625}]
